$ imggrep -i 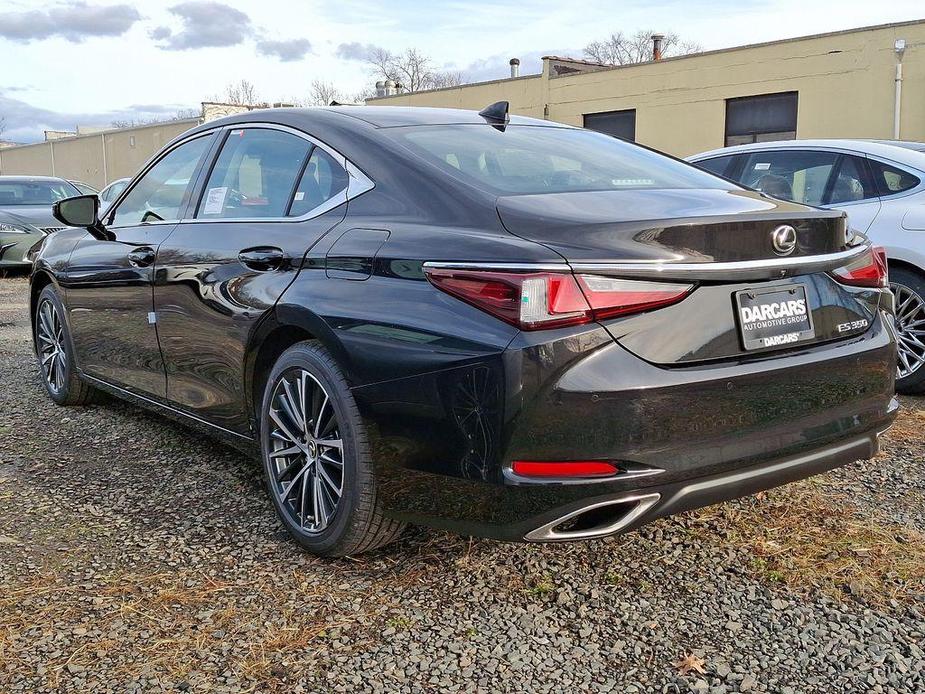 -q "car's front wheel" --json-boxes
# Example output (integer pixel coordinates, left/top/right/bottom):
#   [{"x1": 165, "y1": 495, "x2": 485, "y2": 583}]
[
  {"x1": 891, "y1": 267, "x2": 925, "y2": 394},
  {"x1": 259, "y1": 341, "x2": 404, "y2": 556},
  {"x1": 34, "y1": 285, "x2": 98, "y2": 406}
]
